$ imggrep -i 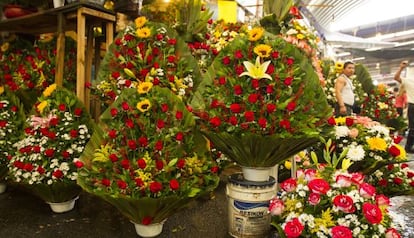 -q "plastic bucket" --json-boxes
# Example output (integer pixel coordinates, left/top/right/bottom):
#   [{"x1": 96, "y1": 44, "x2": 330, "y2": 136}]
[{"x1": 226, "y1": 173, "x2": 277, "y2": 238}]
